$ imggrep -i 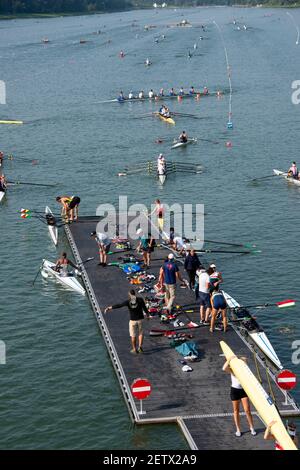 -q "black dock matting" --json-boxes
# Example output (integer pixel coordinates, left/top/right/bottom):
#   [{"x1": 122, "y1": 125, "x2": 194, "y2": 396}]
[{"x1": 65, "y1": 217, "x2": 299, "y2": 450}]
